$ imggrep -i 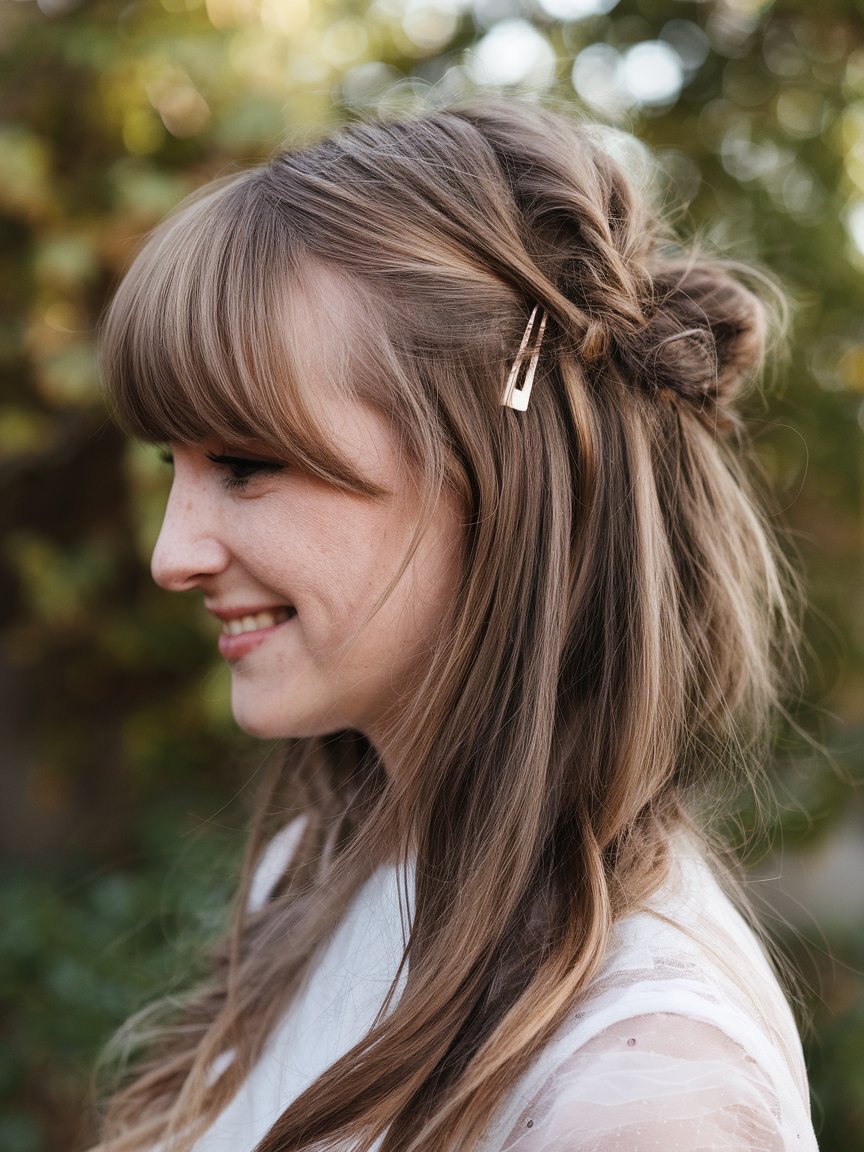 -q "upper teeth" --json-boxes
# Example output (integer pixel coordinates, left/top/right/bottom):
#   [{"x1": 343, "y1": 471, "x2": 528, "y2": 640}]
[{"x1": 223, "y1": 608, "x2": 291, "y2": 636}]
